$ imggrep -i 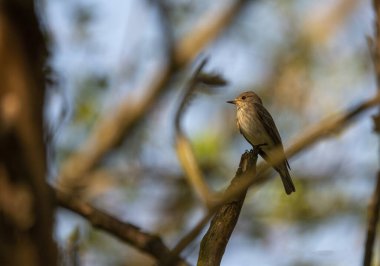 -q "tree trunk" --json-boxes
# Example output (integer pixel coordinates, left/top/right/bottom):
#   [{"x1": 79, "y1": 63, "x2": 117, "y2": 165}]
[{"x1": 0, "y1": 1, "x2": 57, "y2": 265}]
